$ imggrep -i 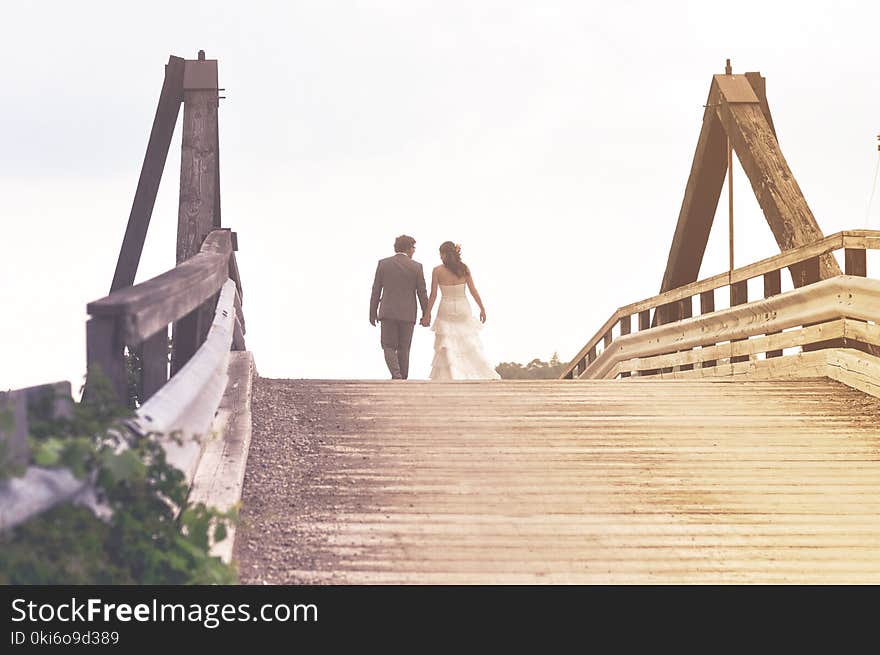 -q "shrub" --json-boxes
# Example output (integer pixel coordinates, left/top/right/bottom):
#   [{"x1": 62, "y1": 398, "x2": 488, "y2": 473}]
[
  {"x1": 495, "y1": 353, "x2": 566, "y2": 379},
  {"x1": 0, "y1": 369, "x2": 237, "y2": 584}
]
